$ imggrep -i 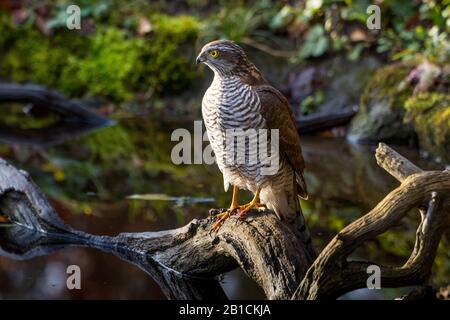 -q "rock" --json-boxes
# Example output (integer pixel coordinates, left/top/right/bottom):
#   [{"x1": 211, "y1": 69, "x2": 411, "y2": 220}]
[
  {"x1": 348, "y1": 62, "x2": 449, "y2": 163},
  {"x1": 319, "y1": 55, "x2": 382, "y2": 114},
  {"x1": 288, "y1": 65, "x2": 324, "y2": 104},
  {"x1": 347, "y1": 63, "x2": 417, "y2": 145},
  {"x1": 287, "y1": 54, "x2": 382, "y2": 115},
  {"x1": 245, "y1": 49, "x2": 382, "y2": 117}
]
